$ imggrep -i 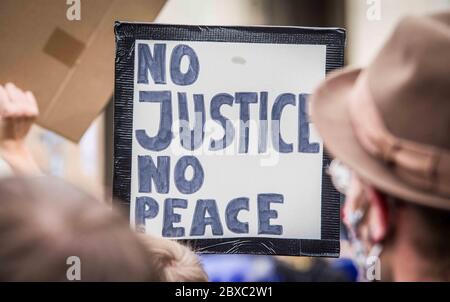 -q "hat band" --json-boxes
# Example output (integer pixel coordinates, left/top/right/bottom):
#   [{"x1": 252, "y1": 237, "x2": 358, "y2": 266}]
[{"x1": 347, "y1": 72, "x2": 450, "y2": 198}]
